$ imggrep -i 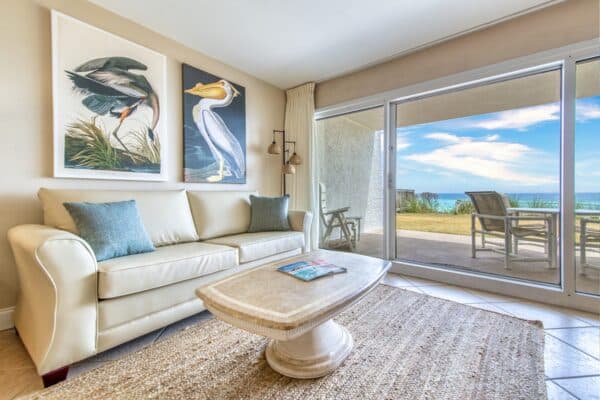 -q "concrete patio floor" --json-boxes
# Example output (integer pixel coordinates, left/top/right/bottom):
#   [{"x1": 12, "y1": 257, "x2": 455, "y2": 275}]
[{"x1": 325, "y1": 229, "x2": 600, "y2": 296}]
